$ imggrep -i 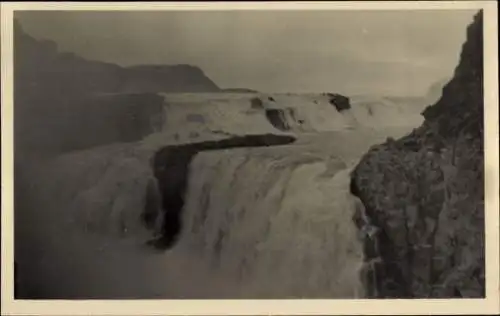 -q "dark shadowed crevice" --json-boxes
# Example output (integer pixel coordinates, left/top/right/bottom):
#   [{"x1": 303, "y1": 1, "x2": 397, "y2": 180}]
[
  {"x1": 250, "y1": 97, "x2": 264, "y2": 109},
  {"x1": 146, "y1": 134, "x2": 296, "y2": 250},
  {"x1": 349, "y1": 177, "x2": 410, "y2": 298},
  {"x1": 325, "y1": 93, "x2": 351, "y2": 112},
  {"x1": 265, "y1": 109, "x2": 290, "y2": 131},
  {"x1": 265, "y1": 108, "x2": 299, "y2": 131}
]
